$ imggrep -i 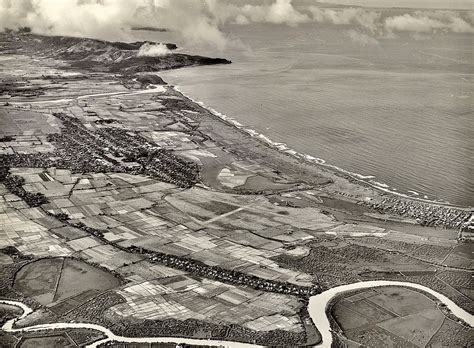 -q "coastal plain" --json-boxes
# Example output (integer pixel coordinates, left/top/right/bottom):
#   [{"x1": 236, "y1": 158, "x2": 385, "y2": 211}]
[{"x1": 0, "y1": 32, "x2": 472, "y2": 347}]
